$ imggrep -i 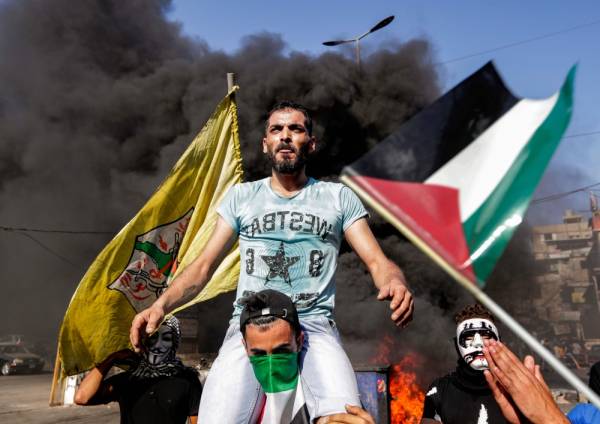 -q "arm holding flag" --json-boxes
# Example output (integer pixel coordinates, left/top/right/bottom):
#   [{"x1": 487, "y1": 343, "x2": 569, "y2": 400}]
[
  {"x1": 130, "y1": 216, "x2": 236, "y2": 351},
  {"x1": 74, "y1": 349, "x2": 135, "y2": 405},
  {"x1": 344, "y1": 218, "x2": 413, "y2": 327}
]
